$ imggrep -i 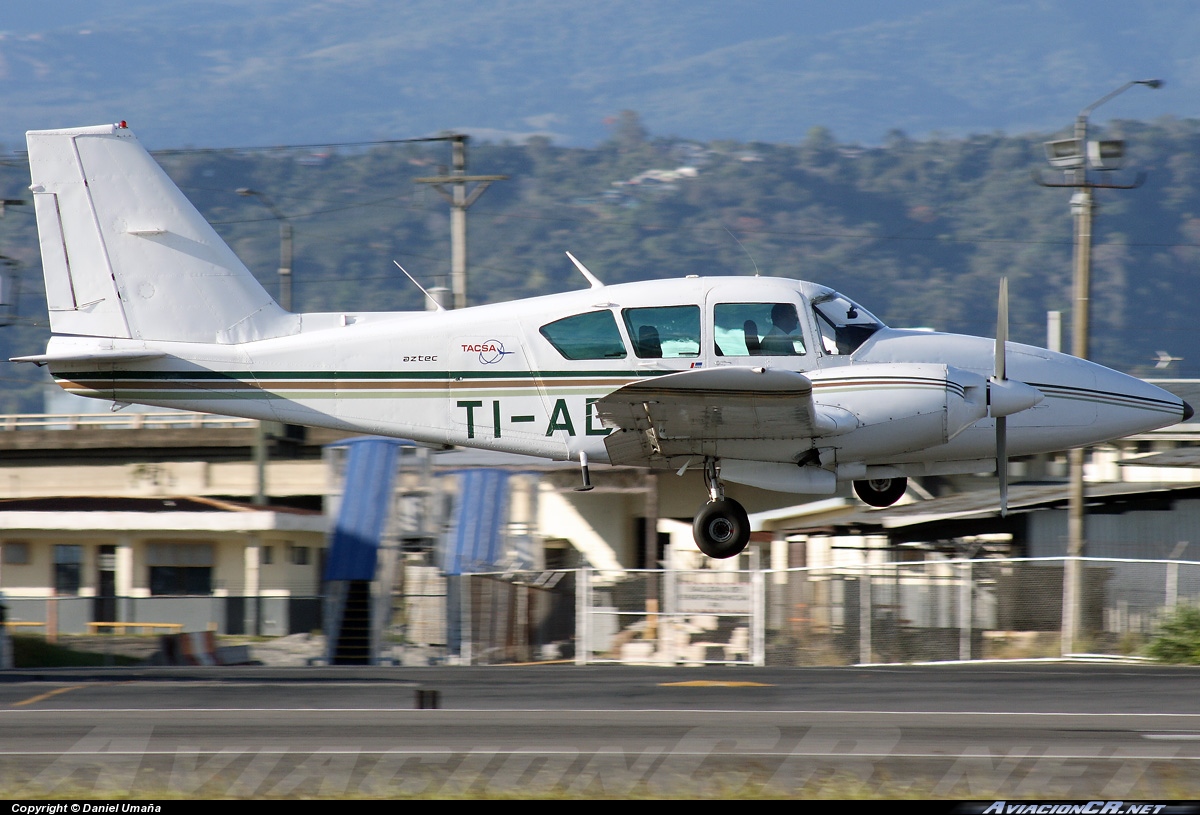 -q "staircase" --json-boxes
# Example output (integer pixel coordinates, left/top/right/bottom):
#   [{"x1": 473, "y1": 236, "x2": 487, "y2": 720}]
[{"x1": 333, "y1": 579, "x2": 372, "y2": 665}]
